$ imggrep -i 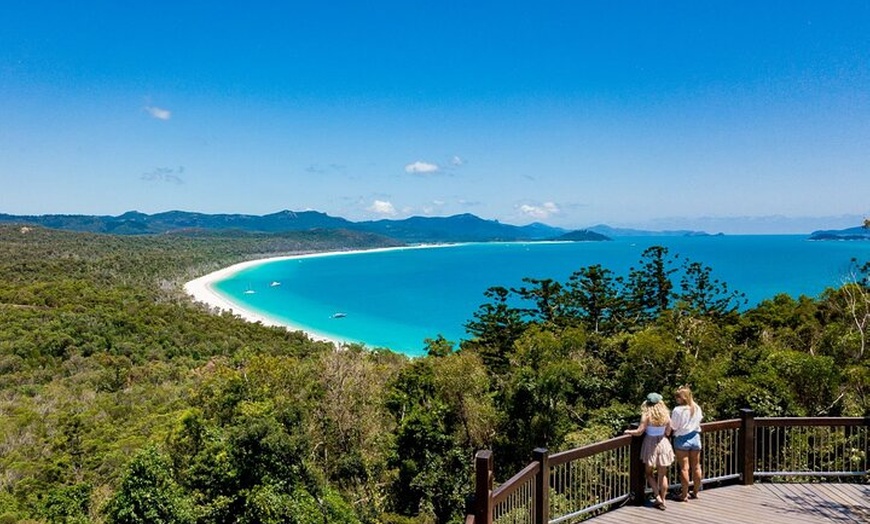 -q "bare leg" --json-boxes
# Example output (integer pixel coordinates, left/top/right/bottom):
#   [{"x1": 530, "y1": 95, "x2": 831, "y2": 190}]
[
  {"x1": 646, "y1": 464, "x2": 664, "y2": 508},
  {"x1": 689, "y1": 450, "x2": 702, "y2": 497},
  {"x1": 675, "y1": 450, "x2": 689, "y2": 500},
  {"x1": 657, "y1": 466, "x2": 669, "y2": 506},
  {"x1": 645, "y1": 465, "x2": 656, "y2": 495}
]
